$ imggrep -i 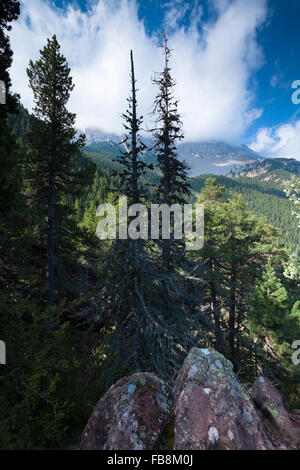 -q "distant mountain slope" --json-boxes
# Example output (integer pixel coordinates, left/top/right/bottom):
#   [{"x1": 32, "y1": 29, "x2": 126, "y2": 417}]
[
  {"x1": 83, "y1": 128, "x2": 263, "y2": 177},
  {"x1": 232, "y1": 157, "x2": 300, "y2": 178},
  {"x1": 86, "y1": 137, "x2": 299, "y2": 249},
  {"x1": 7, "y1": 111, "x2": 298, "y2": 249},
  {"x1": 190, "y1": 170, "x2": 299, "y2": 250},
  {"x1": 84, "y1": 140, "x2": 158, "y2": 169},
  {"x1": 176, "y1": 141, "x2": 263, "y2": 176}
]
